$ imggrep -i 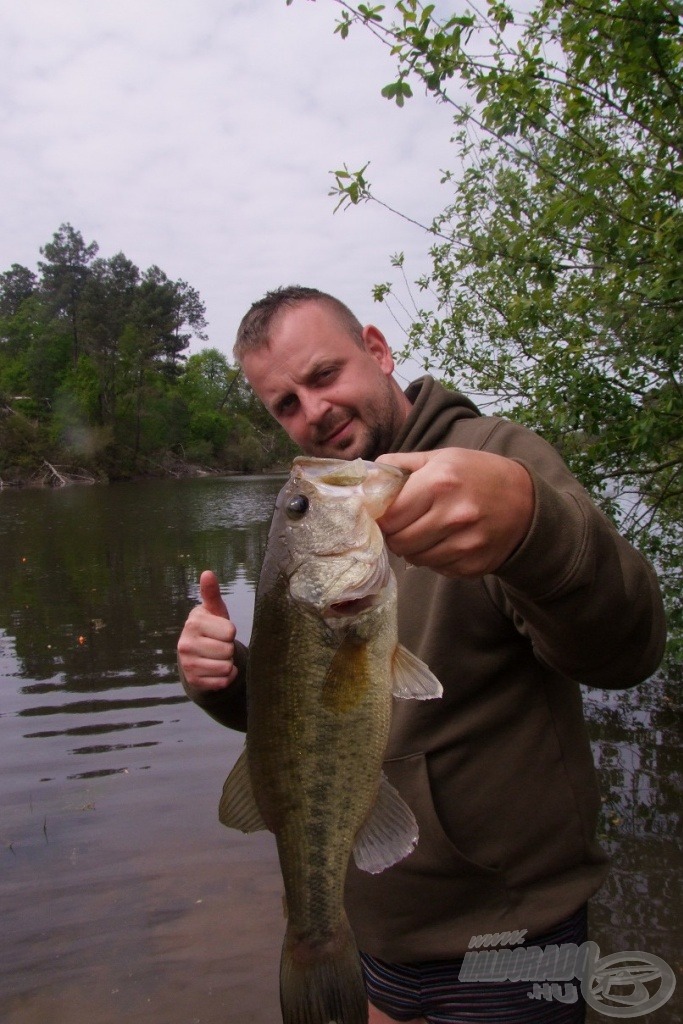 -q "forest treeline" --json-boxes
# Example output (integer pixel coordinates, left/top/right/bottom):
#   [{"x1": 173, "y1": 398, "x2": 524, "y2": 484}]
[{"x1": 0, "y1": 223, "x2": 297, "y2": 484}]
